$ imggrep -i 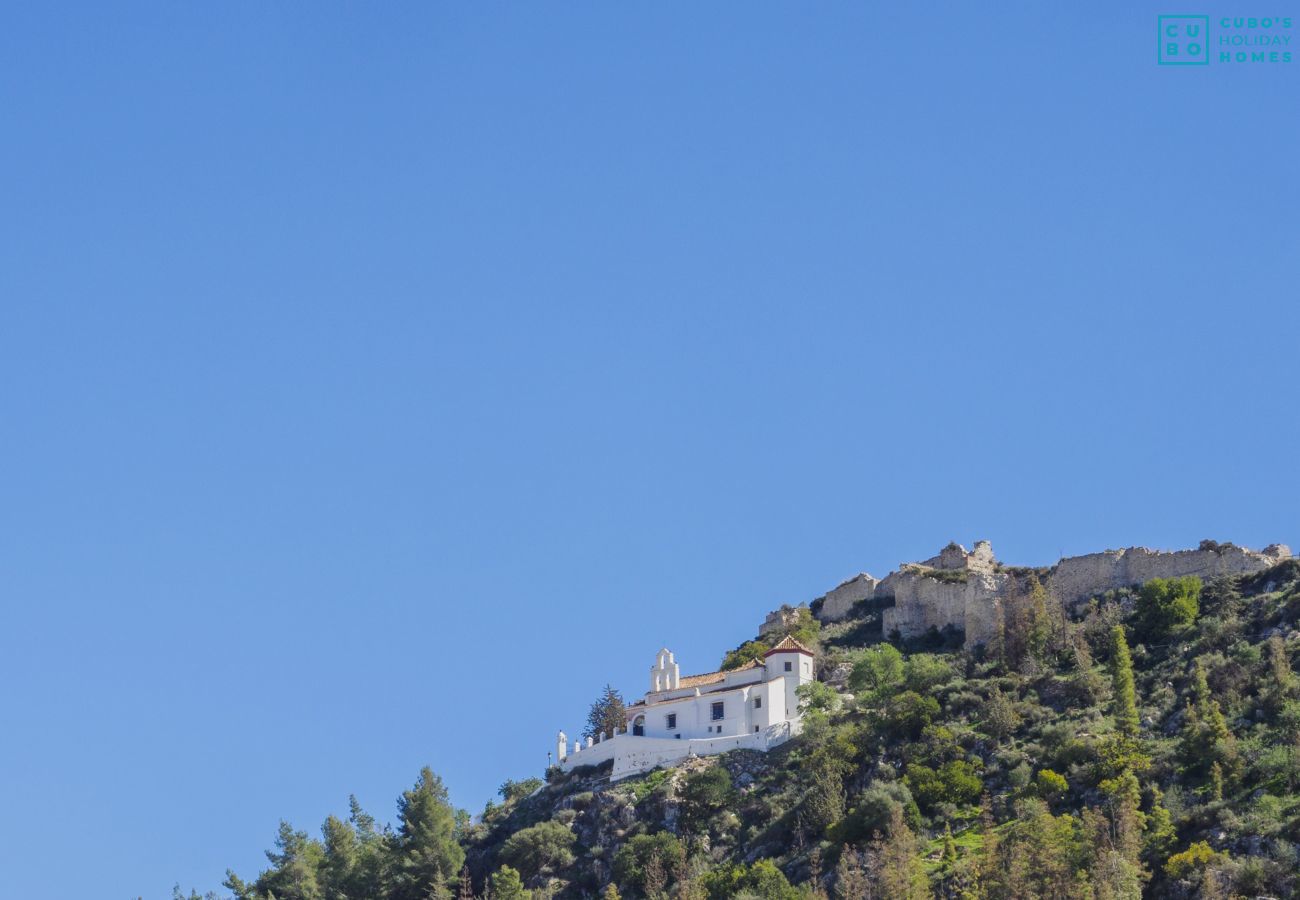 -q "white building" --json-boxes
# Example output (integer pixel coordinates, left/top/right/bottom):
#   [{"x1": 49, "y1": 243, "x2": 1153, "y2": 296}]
[{"x1": 554, "y1": 636, "x2": 815, "y2": 781}]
